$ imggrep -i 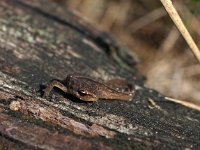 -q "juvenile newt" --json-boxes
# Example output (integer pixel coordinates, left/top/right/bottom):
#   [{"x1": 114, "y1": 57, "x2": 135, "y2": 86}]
[{"x1": 42, "y1": 74, "x2": 134, "y2": 102}]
